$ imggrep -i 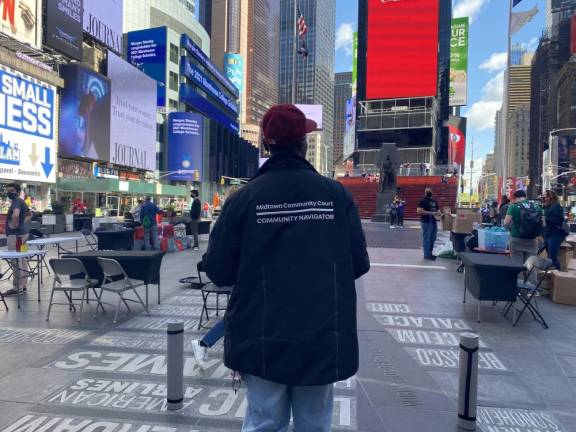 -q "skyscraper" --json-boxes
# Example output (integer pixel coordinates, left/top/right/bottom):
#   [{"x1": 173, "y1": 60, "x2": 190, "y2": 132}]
[
  {"x1": 278, "y1": 0, "x2": 336, "y2": 171},
  {"x1": 210, "y1": 0, "x2": 279, "y2": 146},
  {"x1": 333, "y1": 72, "x2": 352, "y2": 166}
]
